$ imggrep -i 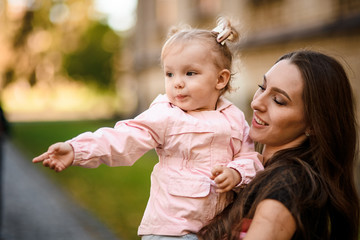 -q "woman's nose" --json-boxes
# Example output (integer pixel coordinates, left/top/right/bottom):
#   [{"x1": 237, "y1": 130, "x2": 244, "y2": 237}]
[{"x1": 251, "y1": 90, "x2": 266, "y2": 112}]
